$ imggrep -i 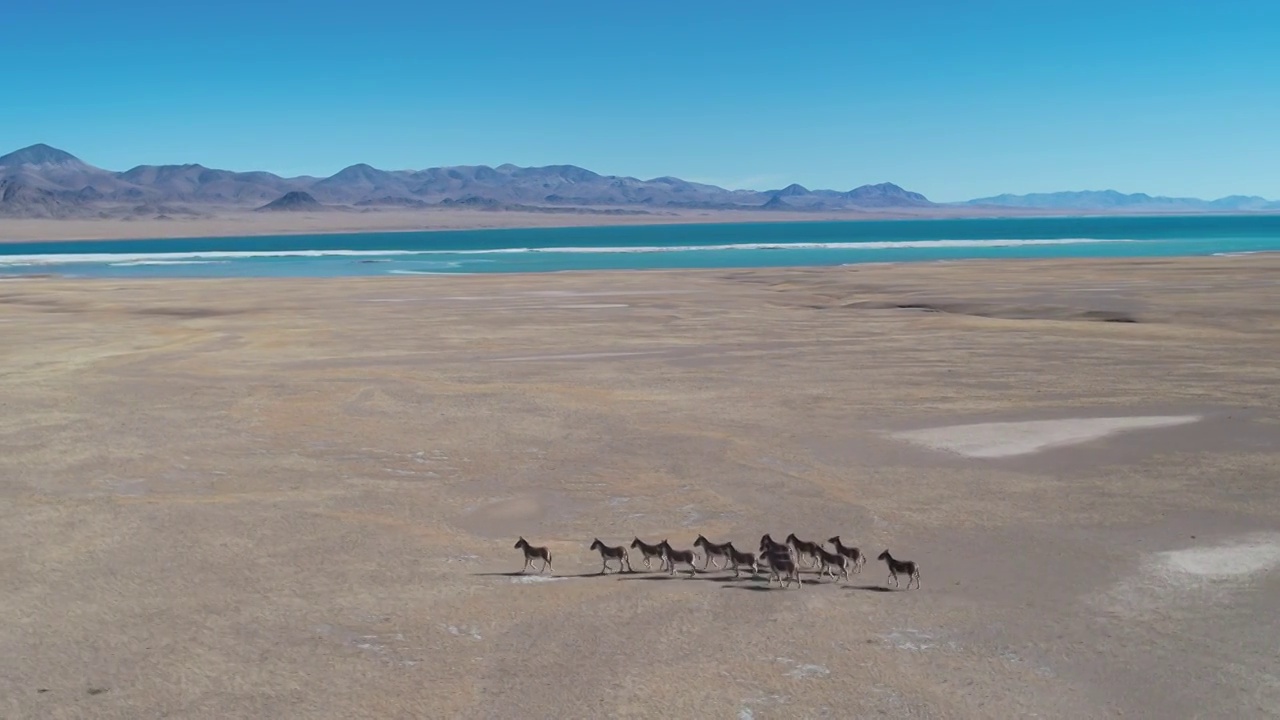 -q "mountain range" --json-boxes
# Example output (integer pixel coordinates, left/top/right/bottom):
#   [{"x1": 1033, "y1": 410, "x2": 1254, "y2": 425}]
[
  {"x1": 0, "y1": 144, "x2": 931, "y2": 219},
  {"x1": 965, "y1": 189, "x2": 1280, "y2": 212},
  {"x1": 1, "y1": 144, "x2": 1276, "y2": 219}
]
